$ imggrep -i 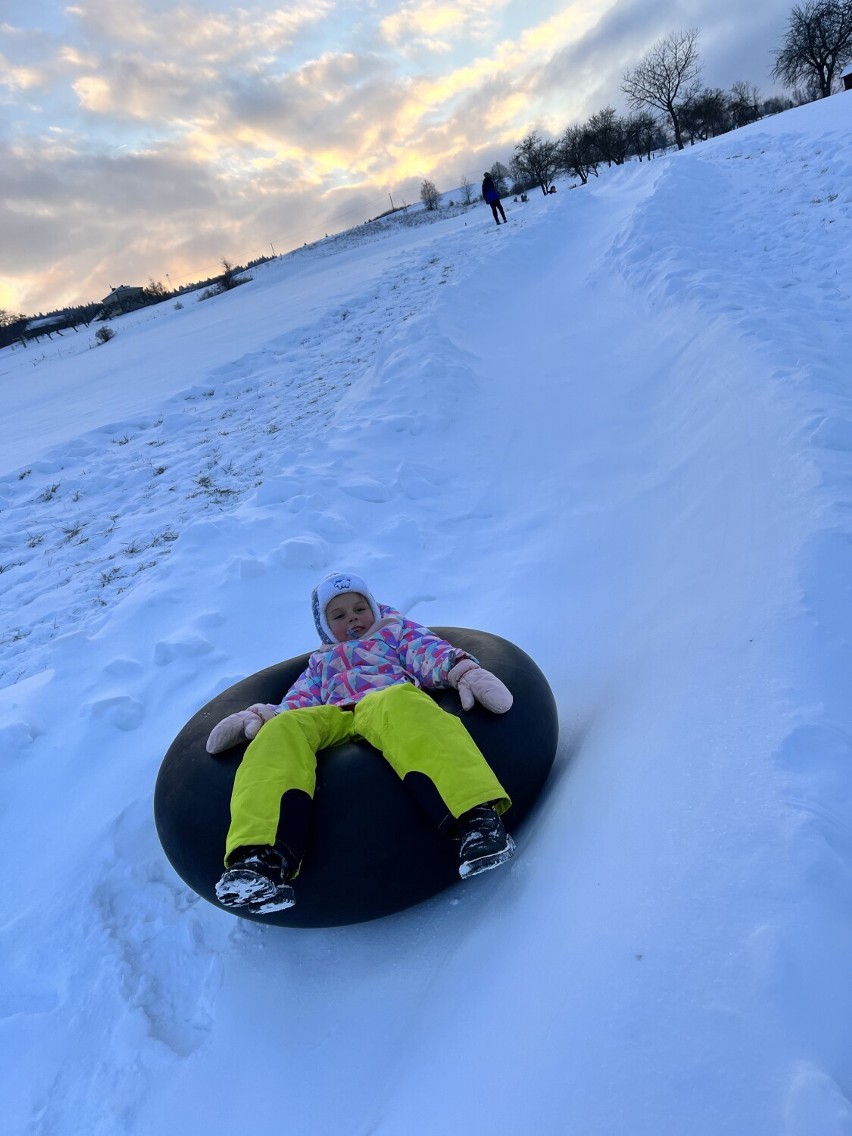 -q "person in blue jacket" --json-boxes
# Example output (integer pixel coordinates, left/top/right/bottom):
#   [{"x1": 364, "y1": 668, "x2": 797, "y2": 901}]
[{"x1": 482, "y1": 171, "x2": 507, "y2": 225}]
